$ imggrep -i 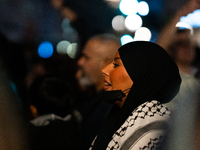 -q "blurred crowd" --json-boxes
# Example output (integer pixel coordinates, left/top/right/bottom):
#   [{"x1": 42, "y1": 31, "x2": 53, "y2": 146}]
[{"x1": 0, "y1": 0, "x2": 200, "y2": 149}]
